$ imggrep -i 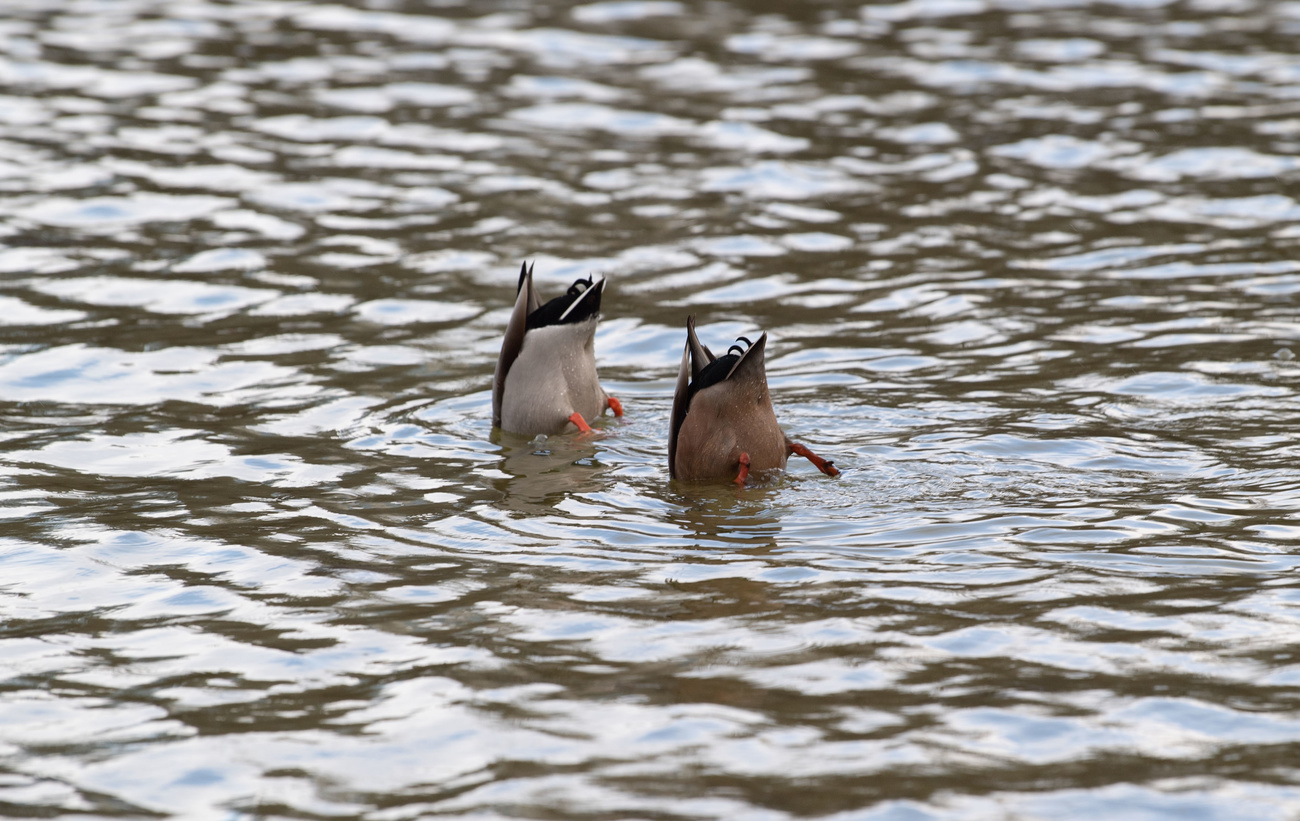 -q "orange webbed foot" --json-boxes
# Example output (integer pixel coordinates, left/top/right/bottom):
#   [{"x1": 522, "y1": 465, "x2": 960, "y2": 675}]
[
  {"x1": 788, "y1": 441, "x2": 839, "y2": 477},
  {"x1": 607, "y1": 396, "x2": 624, "y2": 417},
  {"x1": 568, "y1": 411, "x2": 593, "y2": 434},
  {"x1": 734, "y1": 452, "x2": 751, "y2": 486}
]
